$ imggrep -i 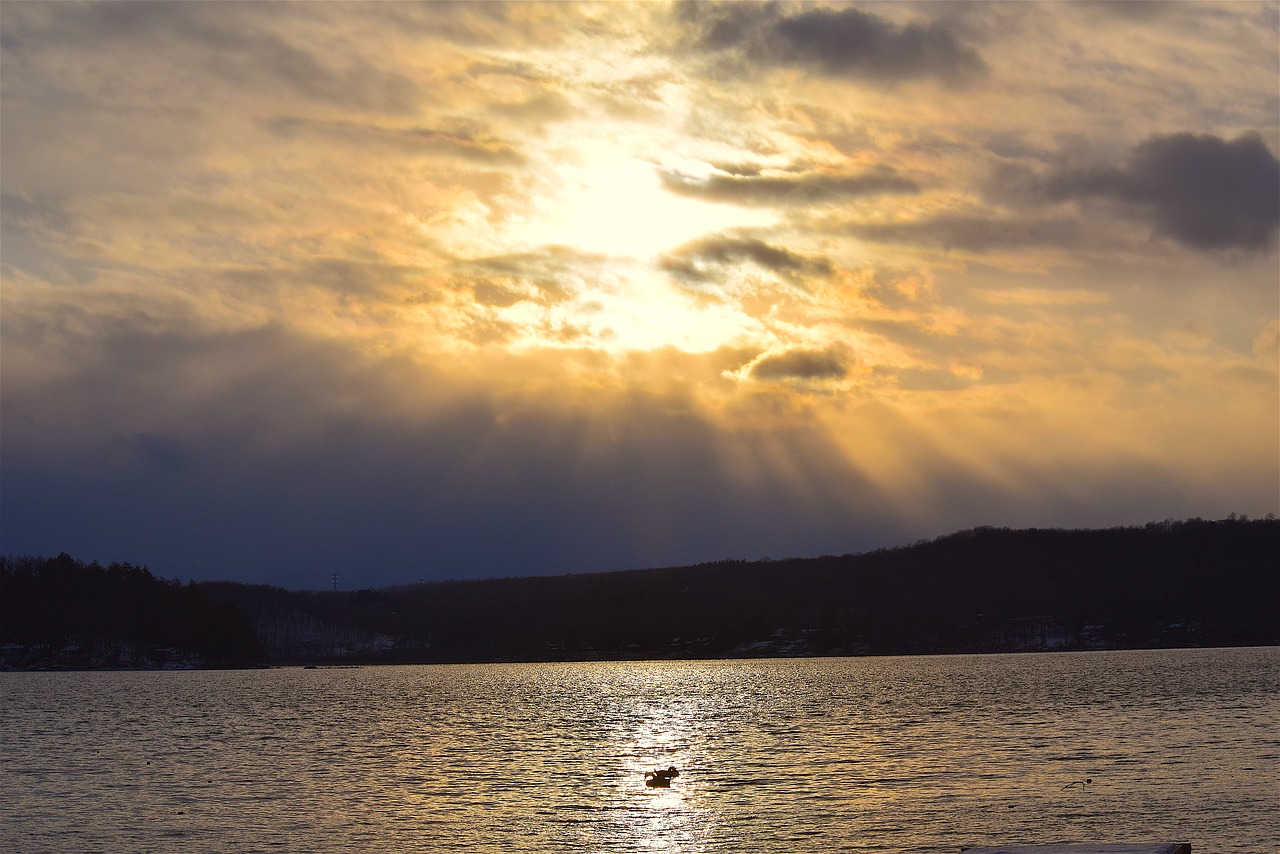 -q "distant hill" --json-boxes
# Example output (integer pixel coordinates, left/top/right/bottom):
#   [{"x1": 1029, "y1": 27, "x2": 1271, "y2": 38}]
[
  {"x1": 4, "y1": 518, "x2": 1277, "y2": 669},
  {"x1": 205, "y1": 517, "x2": 1280, "y2": 663}
]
